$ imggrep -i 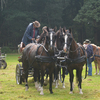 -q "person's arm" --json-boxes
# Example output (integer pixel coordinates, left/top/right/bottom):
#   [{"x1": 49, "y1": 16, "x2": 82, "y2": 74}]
[{"x1": 25, "y1": 23, "x2": 33, "y2": 40}]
